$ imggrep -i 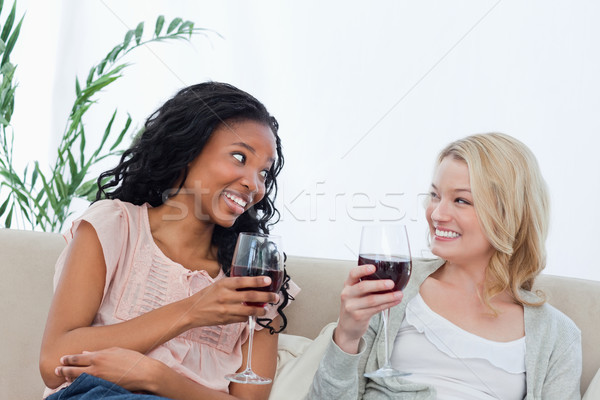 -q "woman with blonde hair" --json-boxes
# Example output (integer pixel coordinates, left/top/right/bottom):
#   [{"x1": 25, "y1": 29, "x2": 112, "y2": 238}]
[{"x1": 308, "y1": 133, "x2": 582, "y2": 399}]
